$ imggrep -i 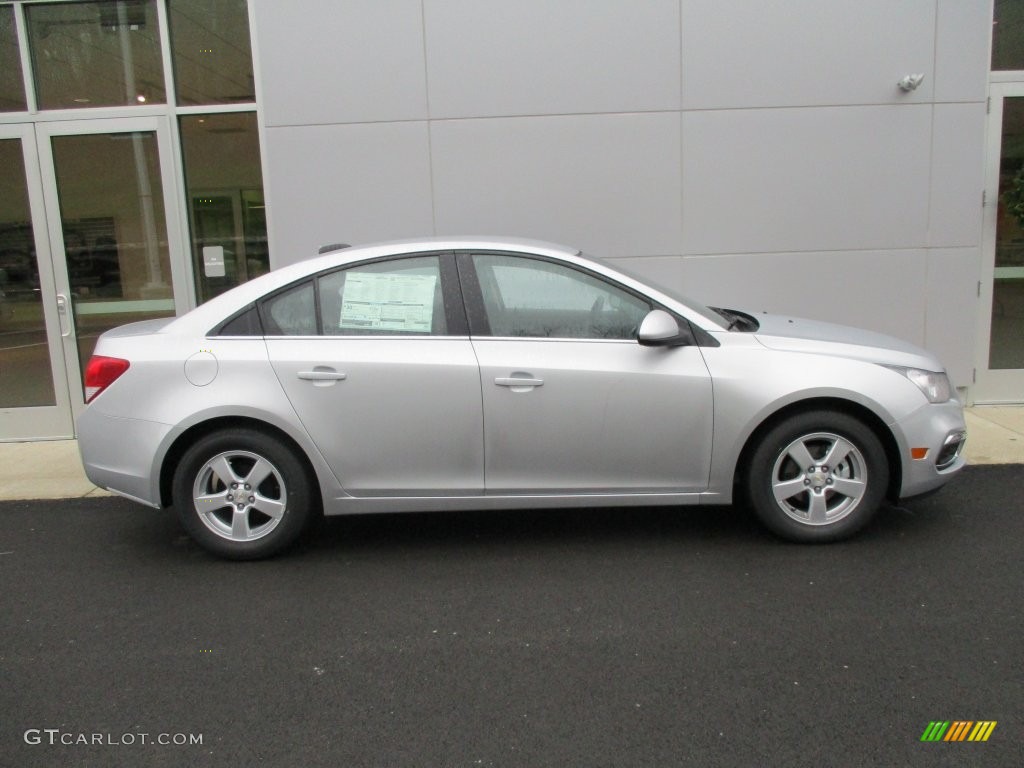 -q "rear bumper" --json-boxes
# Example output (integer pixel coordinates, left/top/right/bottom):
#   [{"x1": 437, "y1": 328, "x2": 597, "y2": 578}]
[
  {"x1": 77, "y1": 407, "x2": 170, "y2": 508},
  {"x1": 894, "y1": 399, "x2": 967, "y2": 500}
]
